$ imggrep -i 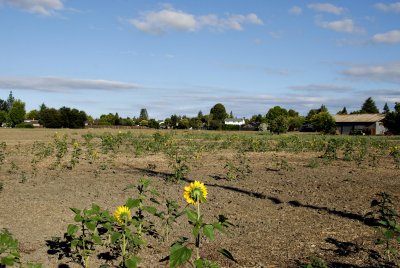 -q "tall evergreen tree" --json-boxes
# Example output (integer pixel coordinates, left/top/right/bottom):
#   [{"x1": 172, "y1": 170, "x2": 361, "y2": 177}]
[
  {"x1": 337, "y1": 107, "x2": 348, "y2": 115},
  {"x1": 139, "y1": 108, "x2": 149, "y2": 120},
  {"x1": 360, "y1": 97, "x2": 379, "y2": 113},
  {"x1": 383, "y1": 102, "x2": 390, "y2": 114},
  {"x1": 6, "y1": 91, "x2": 15, "y2": 112}
]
